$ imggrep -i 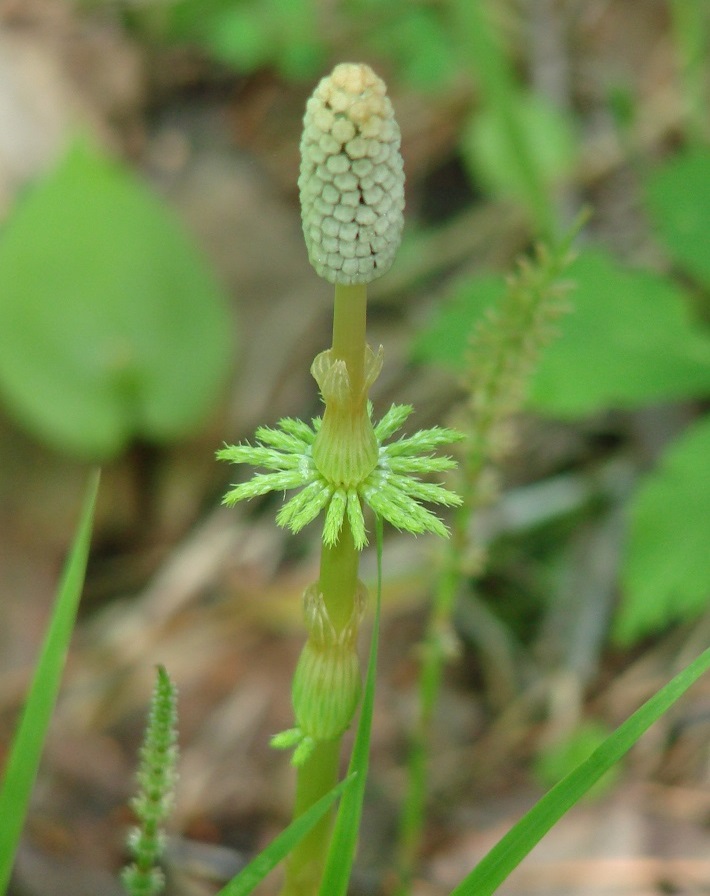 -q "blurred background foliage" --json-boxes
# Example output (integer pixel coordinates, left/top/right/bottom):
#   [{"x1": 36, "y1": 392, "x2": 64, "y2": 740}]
[
  {"x1": 0, "y1": 140, "x2": 233, "y2": 458},
  {"x1": 1, "y1": 1, "x2": 710, "y2": 893}
]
